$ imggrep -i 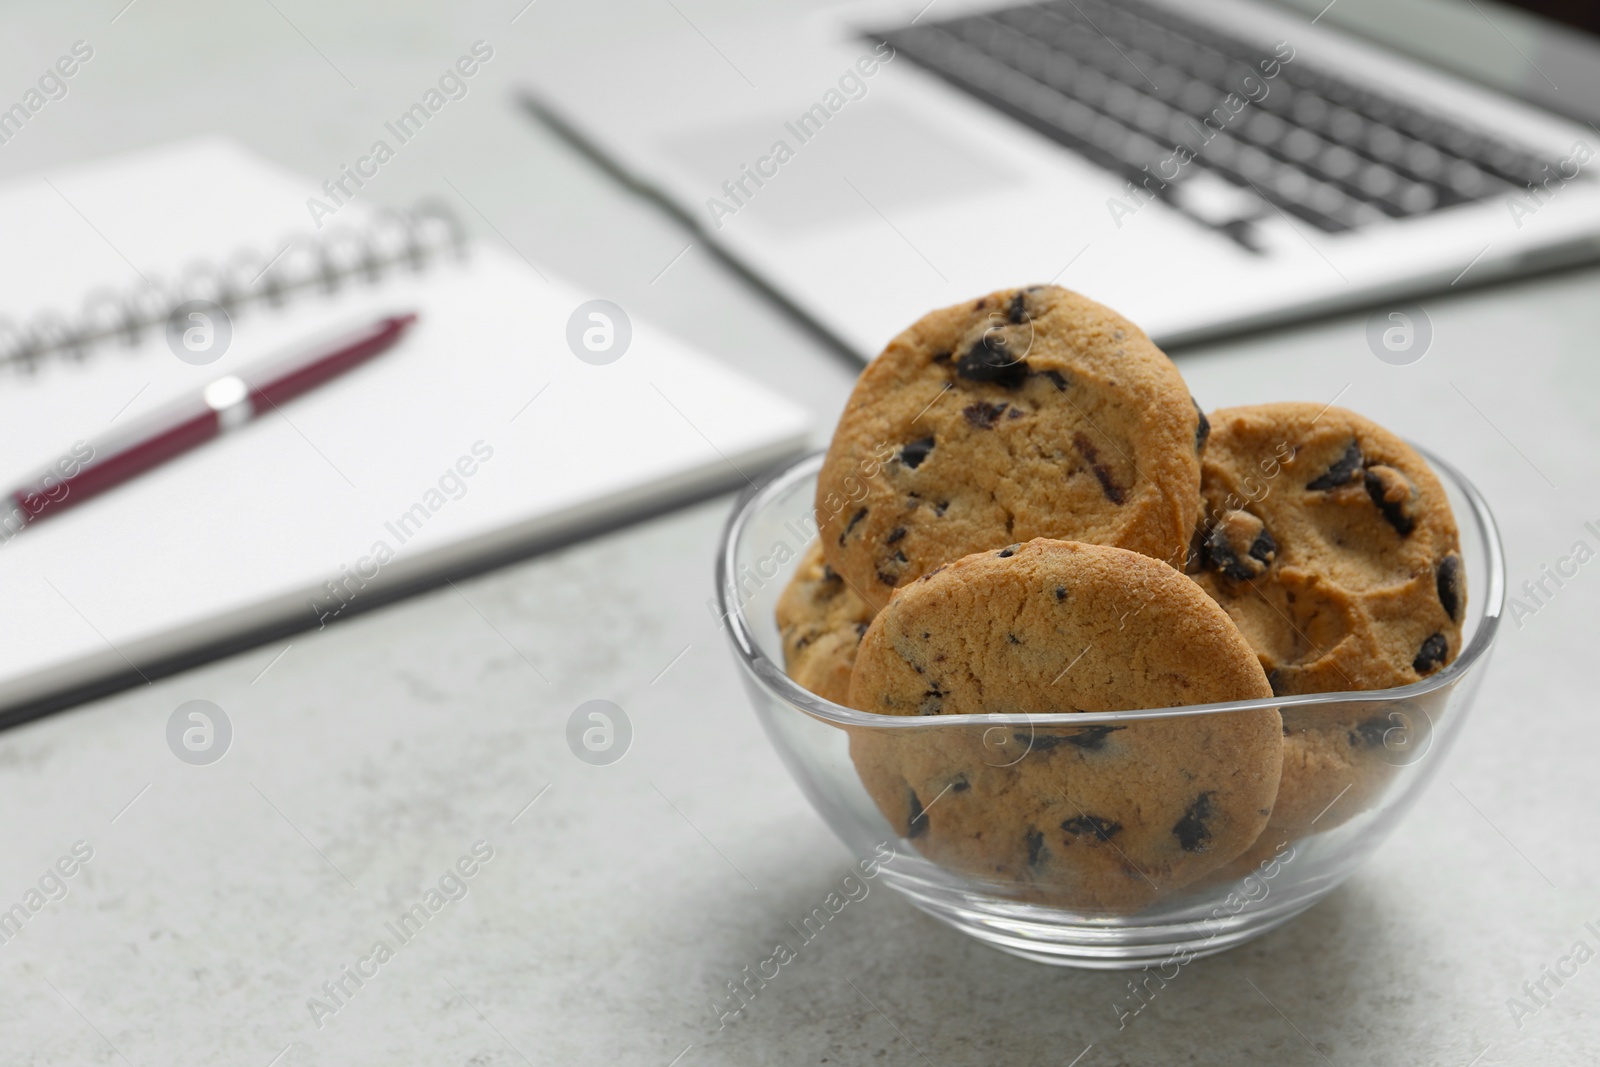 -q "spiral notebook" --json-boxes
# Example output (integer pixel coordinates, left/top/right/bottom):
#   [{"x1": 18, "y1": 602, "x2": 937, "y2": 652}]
[{"x1": 0, "y1": 138, "x2": 811, "y2": 721}]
